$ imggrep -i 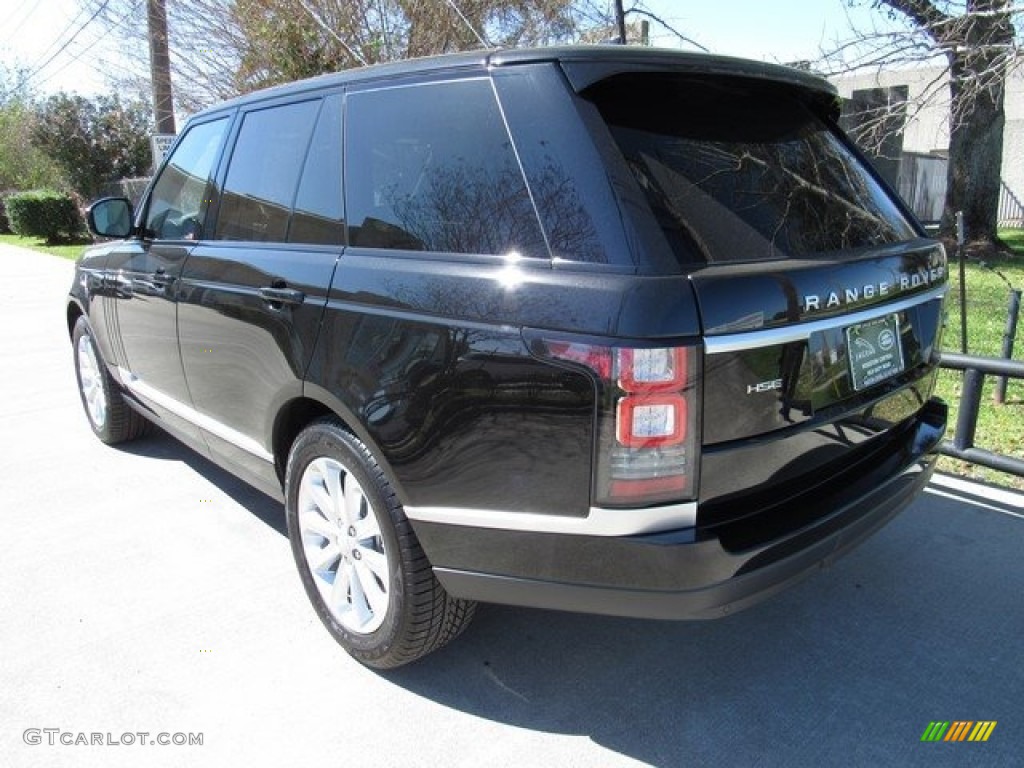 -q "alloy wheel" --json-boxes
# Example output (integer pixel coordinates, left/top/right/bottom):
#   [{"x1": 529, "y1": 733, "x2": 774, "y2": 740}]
[{"x1": 297, "y1": 456, "x2": 390, "y2": 634}]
